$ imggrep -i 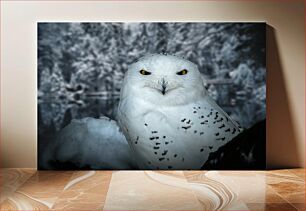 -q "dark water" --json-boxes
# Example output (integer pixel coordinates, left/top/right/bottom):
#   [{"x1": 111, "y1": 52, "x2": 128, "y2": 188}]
[{"x1": 38, "y1": 97, "x2": 119, "y2": 140}]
